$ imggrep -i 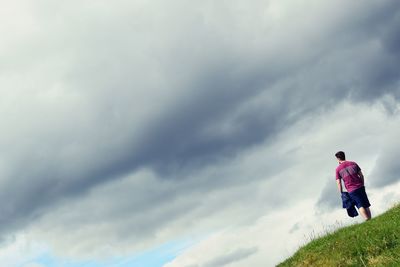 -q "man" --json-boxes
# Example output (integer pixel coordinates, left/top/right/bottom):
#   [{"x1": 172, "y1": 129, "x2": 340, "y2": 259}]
[{"x1": 335, "y1": 151, "x2": 372, "y2": 221}]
